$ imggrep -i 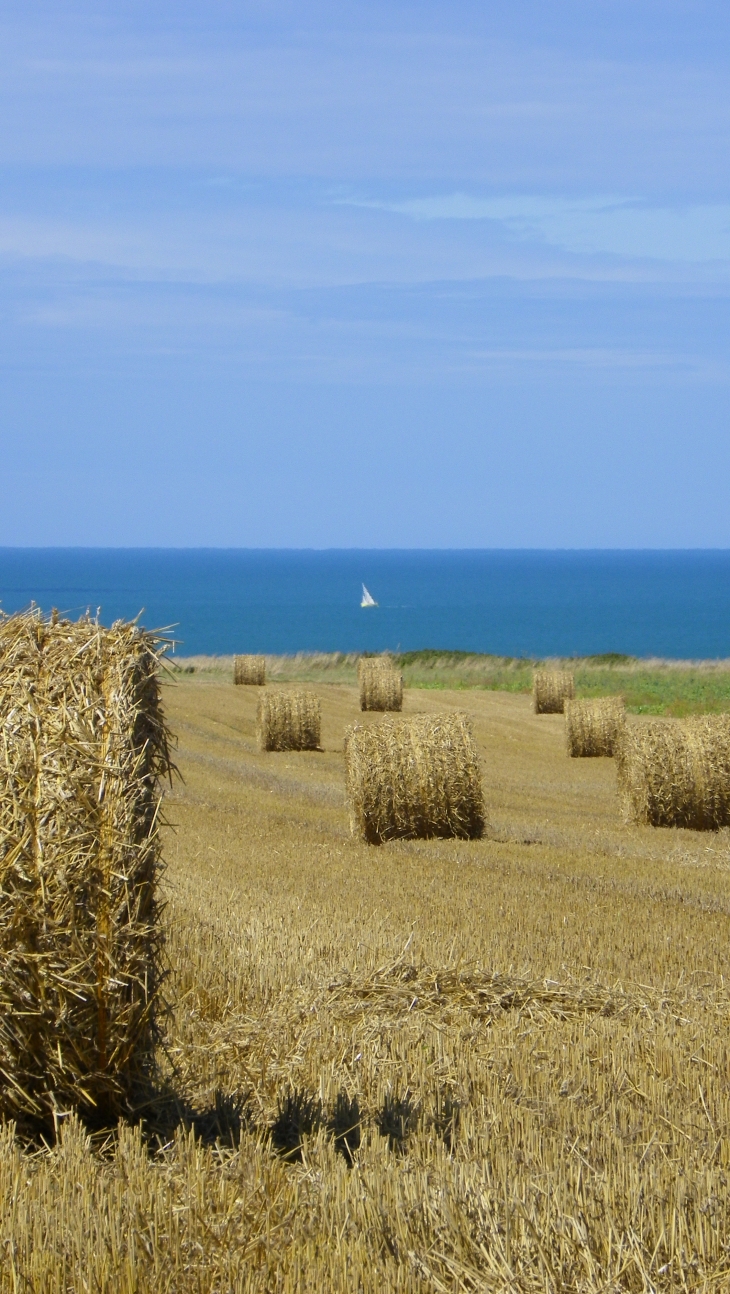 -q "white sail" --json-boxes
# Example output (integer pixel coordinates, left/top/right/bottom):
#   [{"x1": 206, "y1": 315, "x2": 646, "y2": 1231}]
[{"x1": 361, "y1": 583, "x2": 378, "y2": 608}]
